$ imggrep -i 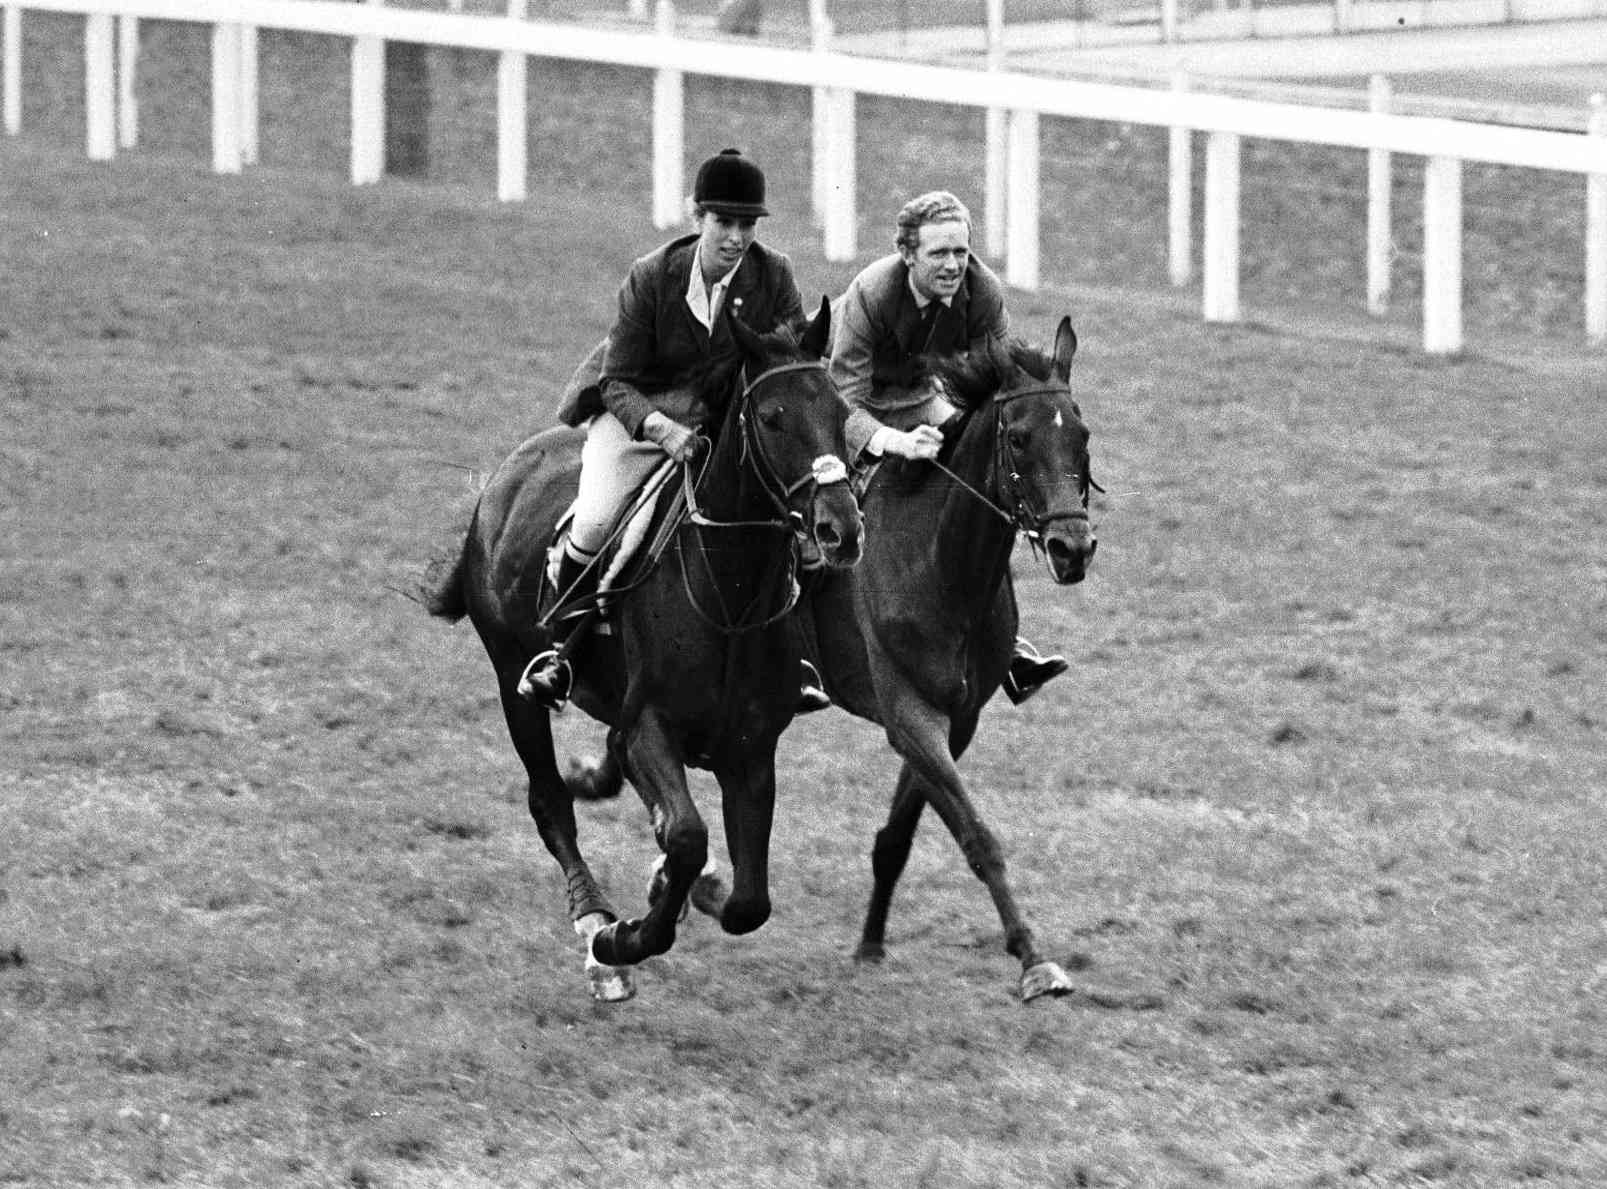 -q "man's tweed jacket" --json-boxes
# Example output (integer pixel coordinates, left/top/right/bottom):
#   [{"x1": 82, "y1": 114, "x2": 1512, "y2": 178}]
[{"x1": 830, "y1": 253, "x2": 1009, "y2": 460}]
